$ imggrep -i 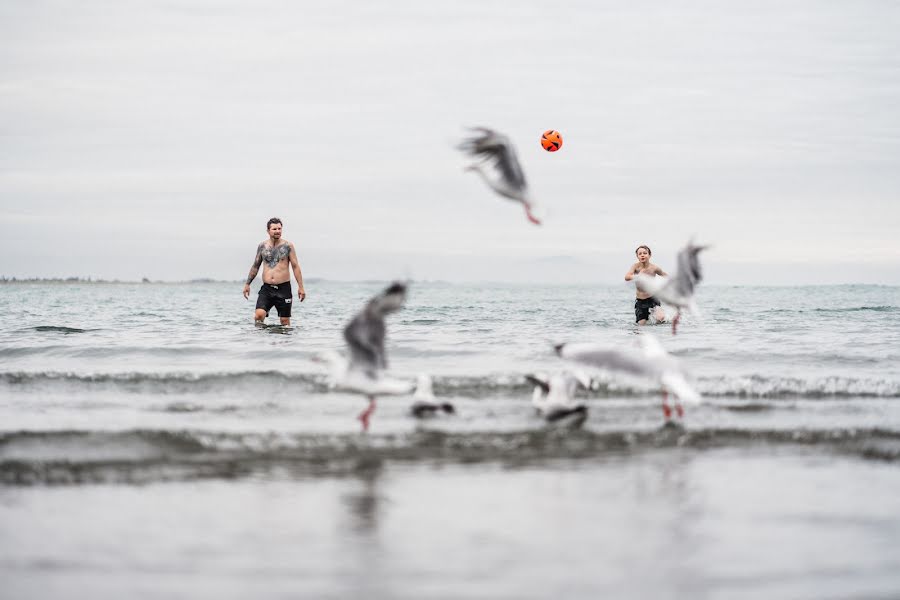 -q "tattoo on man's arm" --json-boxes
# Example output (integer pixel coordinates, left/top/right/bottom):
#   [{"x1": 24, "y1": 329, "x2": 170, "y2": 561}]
[{"x1": 246, "y1": 244, "x2": 264, "y2": 284}]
